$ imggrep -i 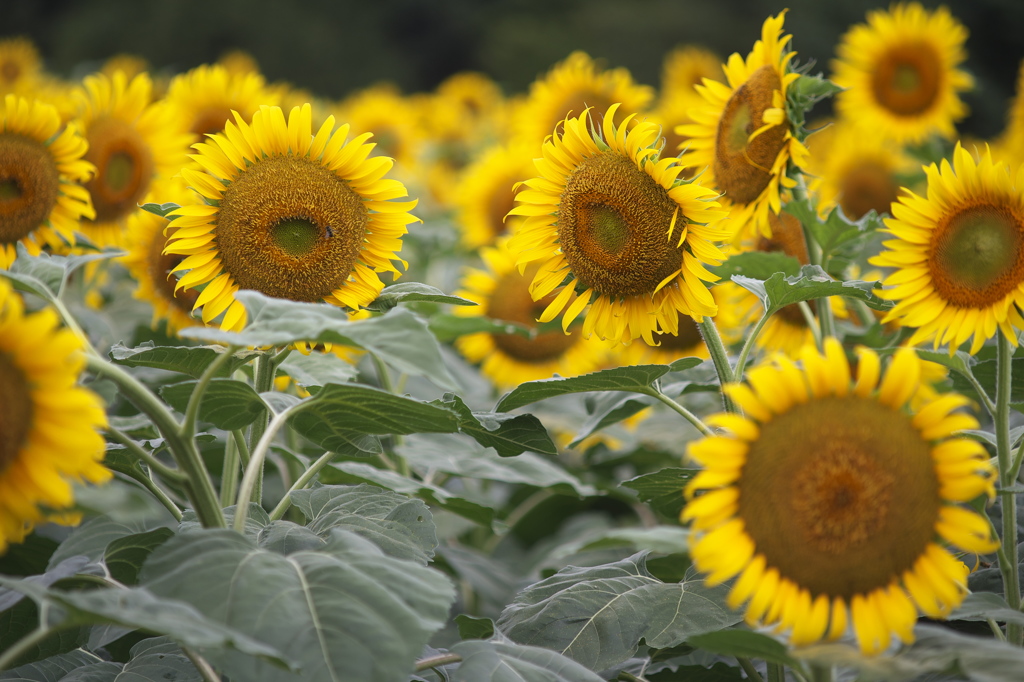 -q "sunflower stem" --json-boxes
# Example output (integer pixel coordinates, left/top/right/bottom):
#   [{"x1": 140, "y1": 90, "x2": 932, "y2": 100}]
[
  {"x1": 414, "y1": 653, "x2": 462, "y2": 672},
  {"x1": 268, "y1": 450, "x2": 337, "y2": 521},
  {"x1": 809, "y1": 664, "x2": 833, "y2": 682},
  {"x1": 103, "y1": 427, "x2": 186, "y2": 482},
  {"x1": 85, "y1": 354, "x2": 224, "y2": 528},
  {"x1": 798, "y1": 301, "x2": 822, "y2": 350},
  {"x1": 181, "y1": 344, "x2": 240, "y2": 440},
  {"x1": 995, "y1": 331, "x2": 1022, "y2": 643},
  {"x1": 246, "y1": 352, "x2": 277, "y2": 504},
  {"x1": 0, "y1": 623, "x2": 53, "y2": 670},
  {"x1": 960, "y1": 367, "x2": 998, "y2": 417},
  {"x1": 737, "y1": 657, "x2": 765, "y2": 682},
  {"x1": 766, "y1": 662, "x2": 785, "y2": 682},
  {"x1": 646, "y1": 389, "x2": 713, "y2": 436},
  {"x1": 698, "y1": 316, "x2": 738, "y2": 413},
  {"x1": 181, "y1": 647, "x2": 222, "y2": 682},
  {"x1": 104, "y1": 458, "x2": 183, "y2": 522},
  {"x1": 734, "y1": 310, "x2": 772, "y2": 381},
  {"x1": 220, "y1": 429, "x2": 241, "y2": 507}
]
